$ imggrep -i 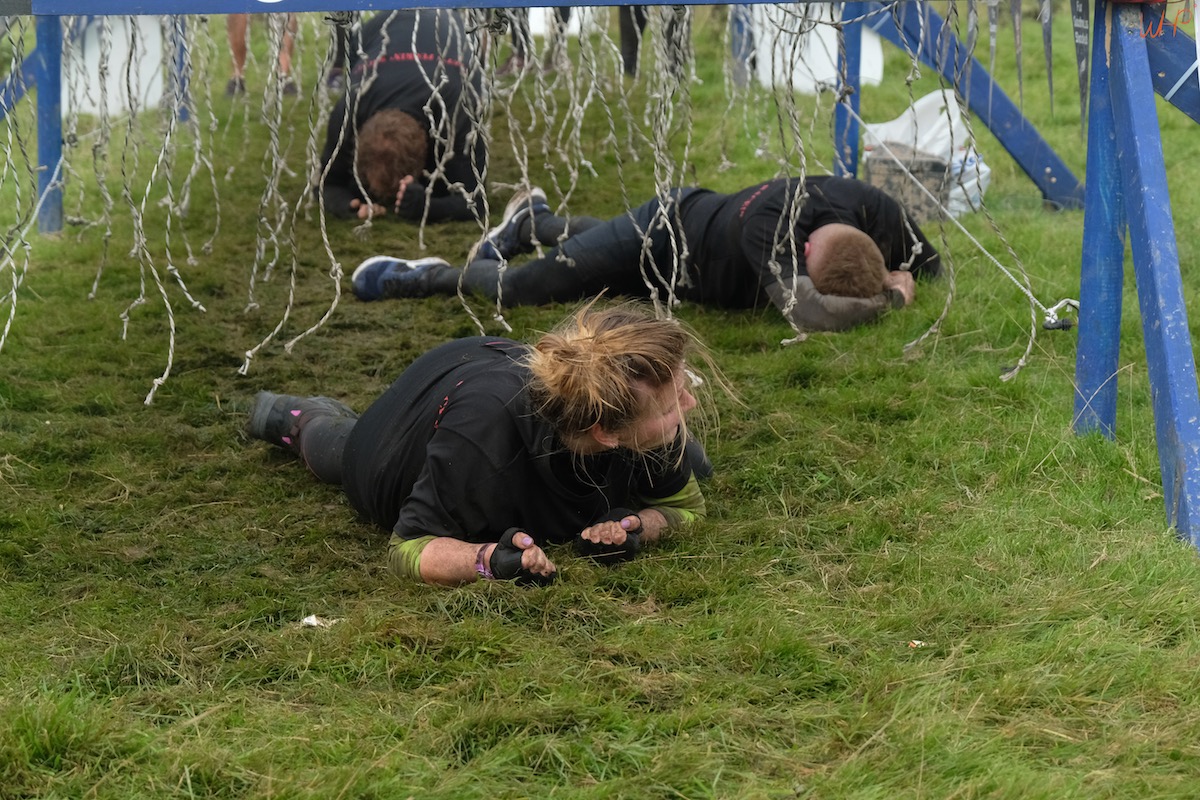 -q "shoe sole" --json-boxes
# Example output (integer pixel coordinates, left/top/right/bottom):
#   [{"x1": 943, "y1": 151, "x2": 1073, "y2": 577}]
[
  {"x1": 247, "y1": 391, "x2": 281, "y2": 440},
  {"x1": 500, "y1": 188, "x2": 546, "y2": 226},
  {"x1": 352, "y1": 256, "x2": 450, "y2": 283},
  {"x1": 350, "y1": 256, "x2": 405, "y2": 300},
  {"x1": 351, "y1": 256, "x2": 401, "y2": 284},
  {"x1": 247, "y1": 393, "x2": 357, "y2": 442},
  {"x1": 357, "y1": 256, "x2": 453, "y2": 300},
  {"x1": 472, "y1": 188, "x2": 548, "y2": 261}
]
